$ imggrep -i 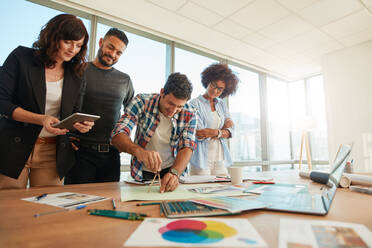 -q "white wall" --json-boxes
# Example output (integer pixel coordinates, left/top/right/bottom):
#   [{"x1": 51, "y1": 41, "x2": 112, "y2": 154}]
[{"x1": 322, "y1": 40, "x2": 372, "y2": 172}]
